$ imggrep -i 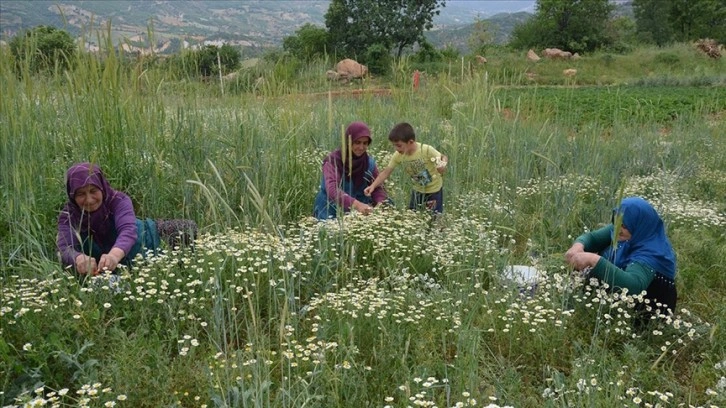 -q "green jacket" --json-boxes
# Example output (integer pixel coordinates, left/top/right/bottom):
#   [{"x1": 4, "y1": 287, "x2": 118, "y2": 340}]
[{"x1": 575, "y1": 225, "x2": 655, "y2": 293}]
